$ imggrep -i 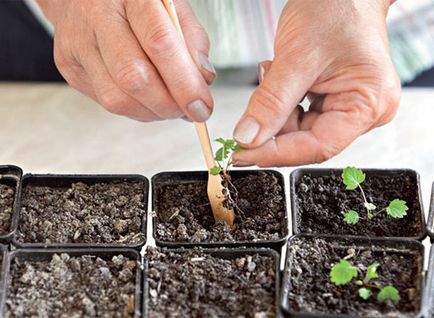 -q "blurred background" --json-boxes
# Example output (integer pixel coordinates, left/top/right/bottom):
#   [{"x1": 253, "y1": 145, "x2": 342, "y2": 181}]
[{"x1": 2, "y1": 0, "x2": 434, "y2": 85}]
